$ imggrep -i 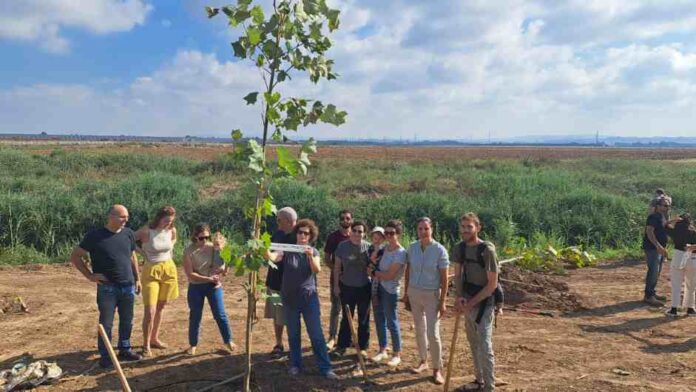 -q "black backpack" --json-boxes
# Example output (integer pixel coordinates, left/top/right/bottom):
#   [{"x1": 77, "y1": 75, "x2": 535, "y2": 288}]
[{"x1": 459, "y1": 241, "x2": 504, "y2": 323}]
